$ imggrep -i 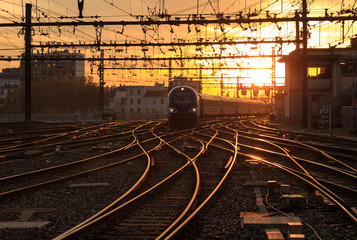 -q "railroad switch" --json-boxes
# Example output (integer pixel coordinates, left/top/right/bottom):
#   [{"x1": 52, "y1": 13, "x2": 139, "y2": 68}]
[
  {"x1": 184, "y1": 145, "x2": 198, "y2": 151},
  {"x1": 245, "y1": 159, "x2": 261, "y2": 168},
  {"x1": 55, "y1": 145, "x2": 62, "y2": 154},
  {"x1": 288, "y1": 222, "x2": 303, "y2": 235},
  {"x1": 23, "y1": 149, "x2": 43, "y2": 158},
  {"x1": 69, "y1": 183, "x2": 110, "y2": 188},
  {"x1": 307, "y1": 190, "x2": 336, "y2": 210},
  {"x1": 295, "y1": 135, "x2": 303, "y2": 141},
  {"x1": 264, "y1": 228, "x2": 284, "y2": 240},
  {"x1": 289, "y1": 234, "x2": 305, "y2": 240},
  {"x1": 150, "y1": 157, "x2": 159, "y2": 169},
  {"x1": 224, "y1": 156, "x2": 233, "y2": 169},
  {"x1": 280, "y1": 184, "x2": 291, "y2": 194},
  {"x1": 267, "y1": 180, "x2": 277, "y2": 191},
  {"x1": 99, "y1": 145, "x2": 111, "y2": 151},
  {"x1": 243, "y1": 180, "x2": 267, "y2": 188},
  {"x1": 281, "y1": 194, "x2": 305, "y2": 209},
  {"x1": 261, "y1": 166, "x2": 271, "y2": 173}
]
